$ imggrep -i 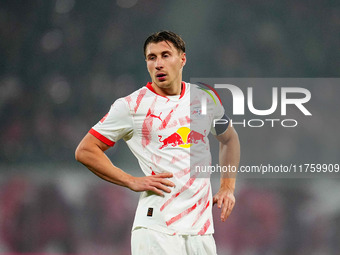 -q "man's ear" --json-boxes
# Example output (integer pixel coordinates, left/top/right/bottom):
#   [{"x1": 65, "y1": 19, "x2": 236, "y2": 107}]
[{"x1": 181, "y1": 52, "x2": 187, "y2": 67}]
